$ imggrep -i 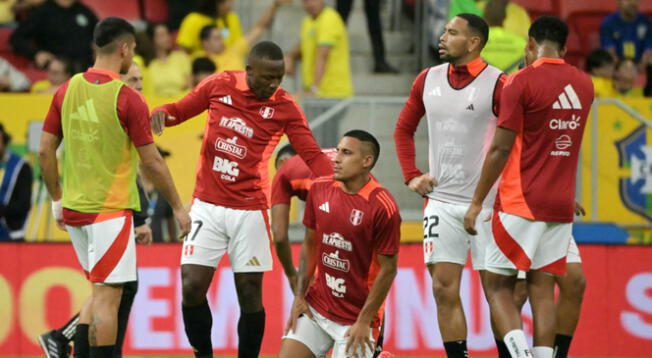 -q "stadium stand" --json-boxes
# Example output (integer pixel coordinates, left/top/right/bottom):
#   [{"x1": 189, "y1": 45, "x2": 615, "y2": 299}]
[{"x1": 80, "y1": 0, "x2": 141, "y2": 21}]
